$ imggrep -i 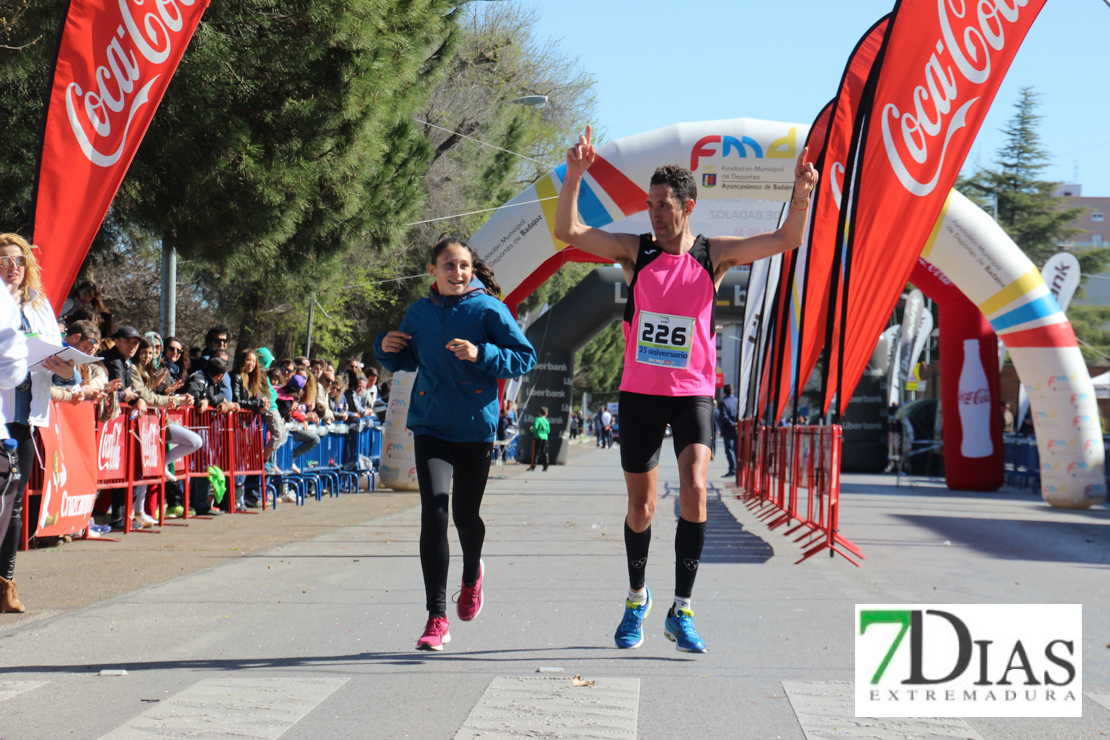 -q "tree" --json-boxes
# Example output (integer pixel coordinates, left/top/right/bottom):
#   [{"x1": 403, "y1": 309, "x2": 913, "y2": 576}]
[
  {"x1": 342, "y1": 2, "x2": 598, "y2": 365},
  {"x1": 957, "y1": 86, "x2": 1110, "y2": 362}
]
